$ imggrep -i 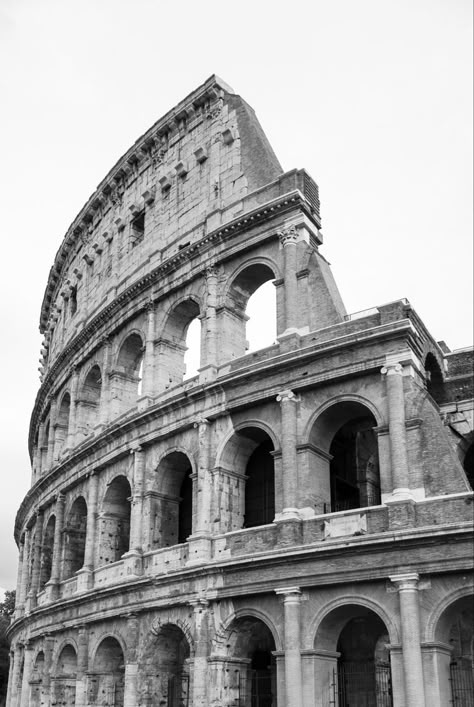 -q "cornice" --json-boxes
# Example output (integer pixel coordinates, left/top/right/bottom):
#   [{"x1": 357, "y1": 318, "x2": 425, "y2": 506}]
[
  {"x1": 19, "y1": 317, "x2": 419, "y2": 539},
  {"x1": 30, "y1": 191, "x2": 313, "y2": 451},
  {"x1": 39, "y1": 75, "x2": 234, "y2": 331}
]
